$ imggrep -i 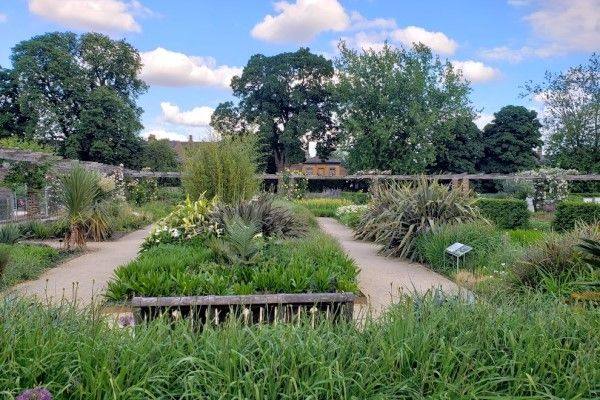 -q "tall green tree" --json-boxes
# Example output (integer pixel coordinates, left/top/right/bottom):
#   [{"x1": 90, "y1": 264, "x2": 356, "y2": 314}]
[
  {"x1": 0, "y1": 67, "x2": 28, "y2": 138},
  {"x1": 210, "y1": 101, "x2": 249, "y2": 137},
  {"x1": 523, "y1": 54, "x2": 599, "y2": 172},
  {"x1": 215, "y1": 48, "x2": 337, "y2": 172},
  {"x1": 335, "y1": 43, "x2": 474, "y2": 173},
  {"x1": 7, "y1": 32, "x2": 147, "y2": 167},
  {"x1": 478, "y1": 105, "x2": 543, "y2": 173},
  {"x1": 430, "y1": 116, "x2": 483, "y2": 173},
  {"x1": 143, "y1": 138, "x2": 179, "y2": 172}
]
